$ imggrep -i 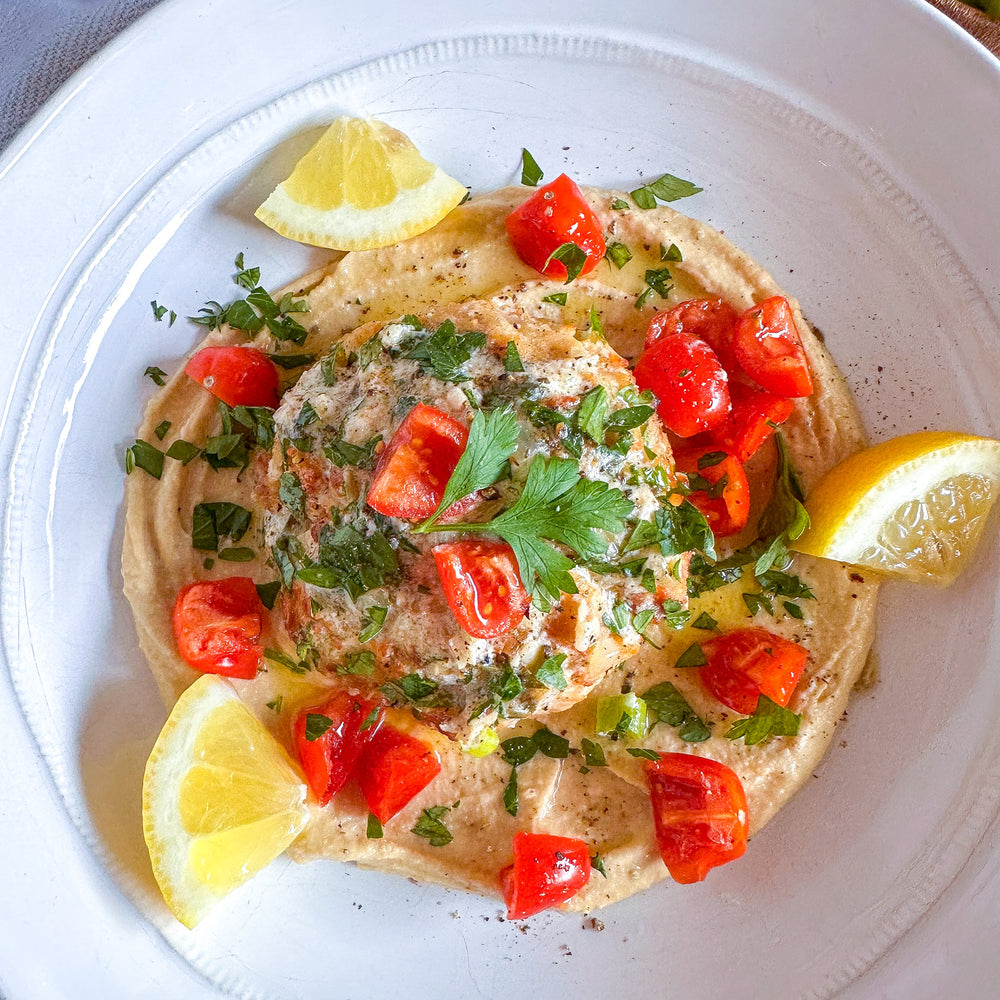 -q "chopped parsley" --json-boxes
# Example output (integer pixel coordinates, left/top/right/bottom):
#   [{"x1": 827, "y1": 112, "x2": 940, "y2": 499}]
[
  {"x1": 401, "y1": 318, "x2": 486, "y2": 382},
  {"x1": 268, "y1": 352, "x2": 315, "y2": 370},
  {"x1": 153, "y1": 420, "x2": 171, "y2": 440},
  {"x1": 255, "y1": 581, "x2": 281, "y2": 610},
  {"x1": 661, "y1": 242, "x2": 683, "y2": 262},
  {"x1": 263, "y1": 647, "x2": 312, "y2": 674},
  {"x1": 544, "y1": 242, "x2": 589, "y2": 284},
  {"x1": 642, "y1": 681, "x2": 710, "y2": 742},
  {"x1": 674, "y1": 642, "x2": 707, "y2": 668},
  {"x1": 278, "y1": 472, "x2": 305, "y2": 517},
  {"x1": 125, "y1": 440, "x2": 163, "y2": 479},
  {"x1": 367, "y1": 813, "x2": 383, "y2": 839},
  {"x1": 324, "y1": 435, "x2": 382, "y2": 469},
  {"x1": 296, "y1": 522, "x2": 400, "y2": 600},
  {"x1": 610, "y1": 197, "x2": 630, "y2": 211},
  {"x1": 605, "y1": 241, "x2": 633, "y2": 269},
  {"x1": 411, "y1": 805, "x2": 455, "y2": 847},
  {"x1": 304, "y1": 713, "x2": 335, "y2": 741},
  {"x1": 144, "y1": 365, "x2": 167, "y2": 386},
  {"x1": 520, "y1": 148, "x2": 543, "y2": 186},
  {"x1": 630, "y1": 172, "x2": 703, "y2": 208},
  {"x1": 358, "y1": 605, "x2": 388, "y2": 642},
  {"x1": 726, "y1": 695, "x2": 801, "y2": 745},
  {"x1": 504, "y1": 340, "x2": 525, "y2": 373},
  {"x1": 635, "y1": 266, "x2": 674, "y2": 309},
  {"x1": 541, "y1": 291, "x2": 568, "y2": 306},
  {"x1": 150, "y1": 300, "x2": 176, "y2": 325},
  {"x1": 379, "y1": 672, "x2": 447, "y2": 708},
  {"x1": 535, "y1": 652, "x2": 568, "y2": 690}
]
